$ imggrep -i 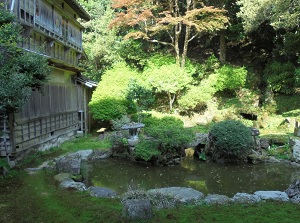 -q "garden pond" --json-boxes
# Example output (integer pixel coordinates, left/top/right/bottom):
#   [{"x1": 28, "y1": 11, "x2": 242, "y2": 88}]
[{"x1": 87, "y1": 157, "x2": 300, "y2": 196}]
